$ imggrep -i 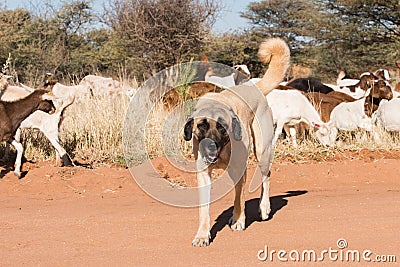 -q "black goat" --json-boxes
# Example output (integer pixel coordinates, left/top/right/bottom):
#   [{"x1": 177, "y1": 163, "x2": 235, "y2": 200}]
[{"x1": 287, "y1": 78, "x2": 334, "y2": 94}]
